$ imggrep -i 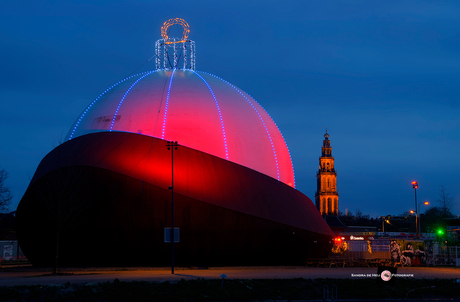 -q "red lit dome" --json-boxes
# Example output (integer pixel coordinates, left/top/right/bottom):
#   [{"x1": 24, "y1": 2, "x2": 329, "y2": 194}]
[{"x1": 66, "y1": 69, "x2": 295, "y2": 187}]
